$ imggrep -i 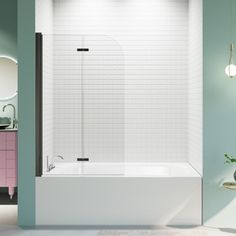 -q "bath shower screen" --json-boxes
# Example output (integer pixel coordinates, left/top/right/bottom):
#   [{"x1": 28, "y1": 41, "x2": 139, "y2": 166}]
[{"x1": 39, "y1": 34, "x2": 125, "y2": 175}]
